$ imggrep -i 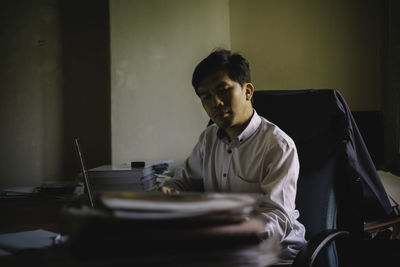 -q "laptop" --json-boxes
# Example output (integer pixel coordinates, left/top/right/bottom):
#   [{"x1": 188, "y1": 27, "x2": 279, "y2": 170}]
[{"x1": 74, "y1": 138, "x2": 95, "y2": 208}]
